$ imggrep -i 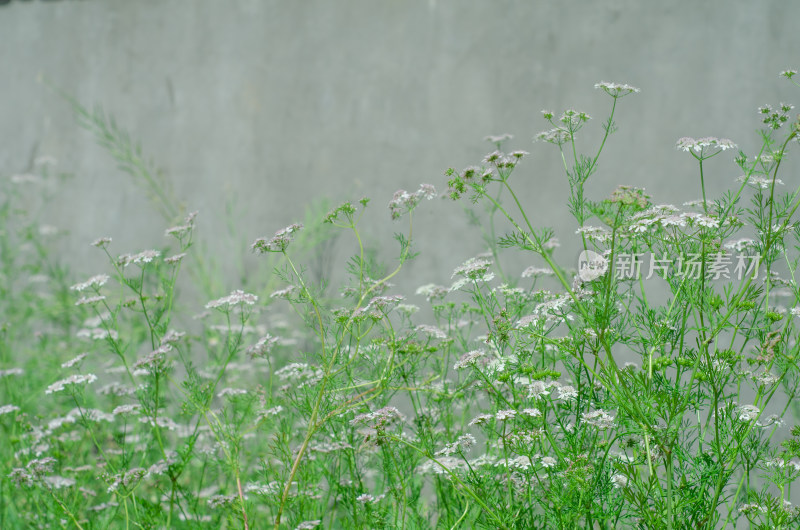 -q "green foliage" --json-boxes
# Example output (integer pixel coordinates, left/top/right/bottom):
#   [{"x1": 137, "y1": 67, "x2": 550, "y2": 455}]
[{"x1": 2, "y1": 74, "x2": 800, "y2": 529}]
